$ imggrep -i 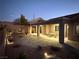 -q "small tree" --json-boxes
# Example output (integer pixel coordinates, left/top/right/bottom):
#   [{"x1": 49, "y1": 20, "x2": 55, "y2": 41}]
[
  {"x1": 19, "y1": 14, "x2": 28, "y2": 25},
  {"x1": 14, "y1": 15, "x2": 28, "y2": 34},
  {"x1": 14, "y1": 14, "x2": 28, "y2": 25}
]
